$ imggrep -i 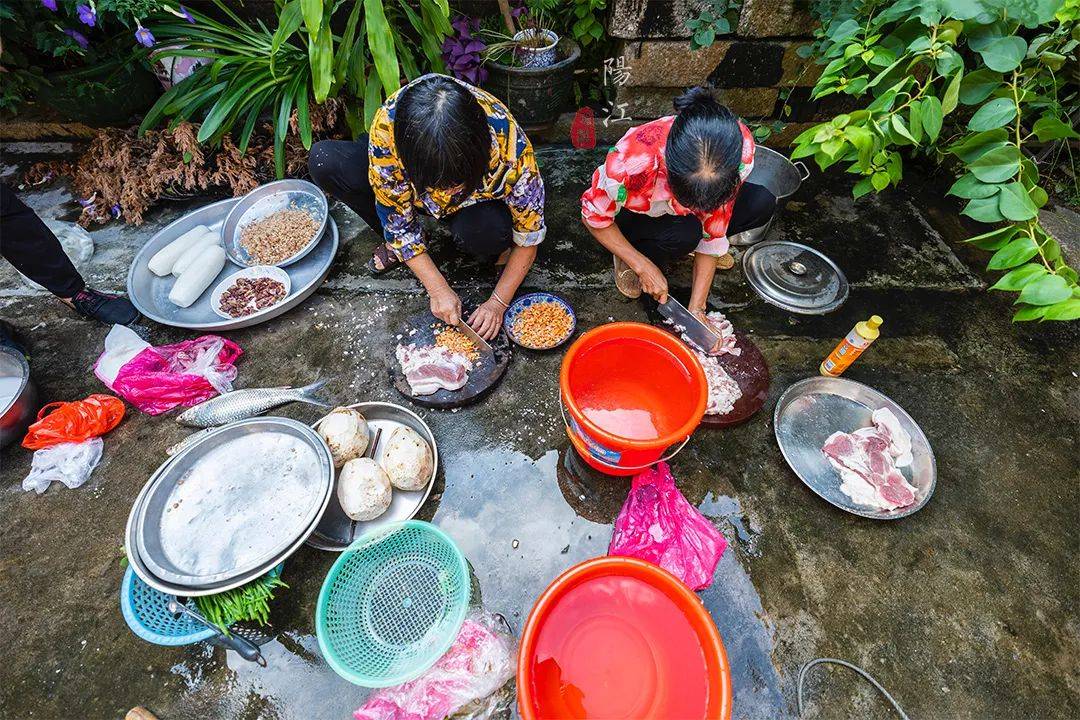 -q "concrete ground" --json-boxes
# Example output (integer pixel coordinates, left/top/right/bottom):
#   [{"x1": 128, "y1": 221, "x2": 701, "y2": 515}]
[{"x1": 0, "y1": 140, "x2": 1077, "y2": 720}]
